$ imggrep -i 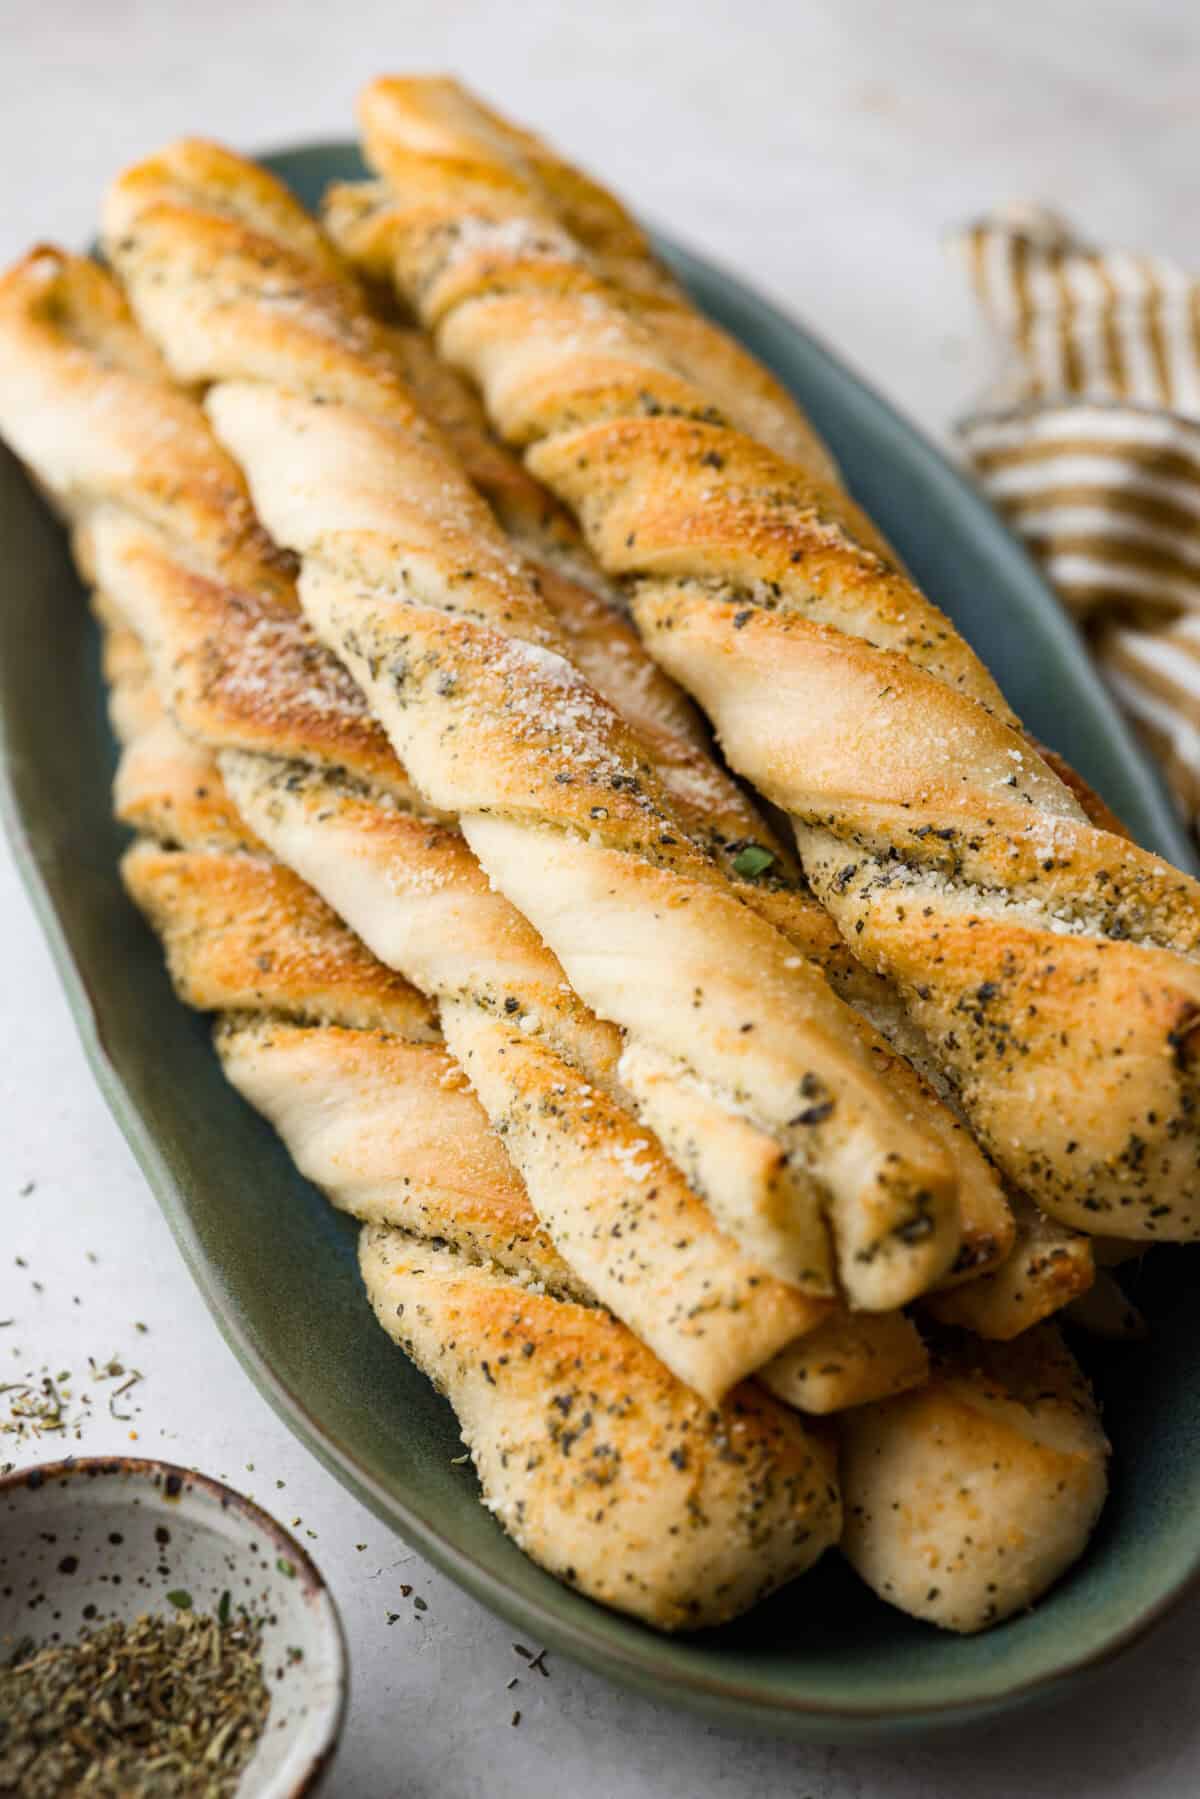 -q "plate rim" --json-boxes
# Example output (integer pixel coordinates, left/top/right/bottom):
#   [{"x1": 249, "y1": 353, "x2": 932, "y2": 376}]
[{"x1": 2, "y1": 135, "x2": 1199, "y2": 1740}]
